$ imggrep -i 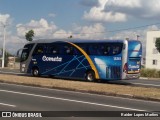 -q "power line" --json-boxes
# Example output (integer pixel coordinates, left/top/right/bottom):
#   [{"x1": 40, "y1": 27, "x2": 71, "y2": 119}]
[
  {"x1": 107, "y1": 22, "x2": 160, "y2": 33},
  {"x1": 1, "y1": 22, "x2": 160, "y2": 35},
  {"x1": 52, "y1": 22, "x2": 160, "y2": 35}
]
